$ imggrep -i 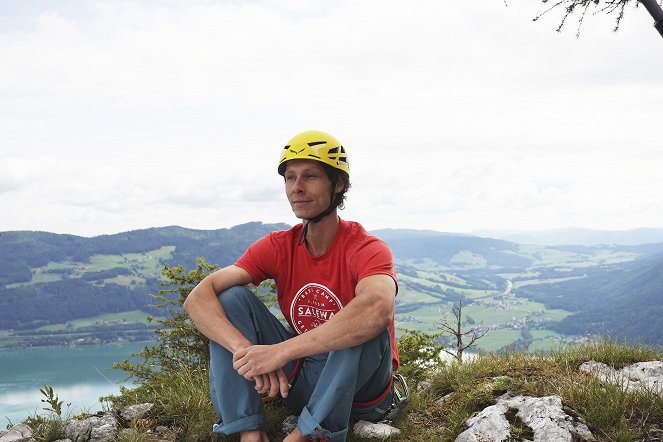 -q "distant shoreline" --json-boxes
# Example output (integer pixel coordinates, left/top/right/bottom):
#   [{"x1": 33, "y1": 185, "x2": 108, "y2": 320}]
[{"x1": 0, "y1": 337, "x2": 156, "y2": 352}]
